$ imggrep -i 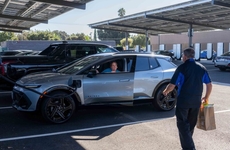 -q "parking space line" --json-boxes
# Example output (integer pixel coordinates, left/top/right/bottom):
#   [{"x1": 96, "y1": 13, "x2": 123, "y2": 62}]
[
  {"x1": 0, "y1": 117, "x2": 168, "y2": 142},
  {"x1": 215, "y1": 109, "x2": 230, "y2": 114},
  {"x1": 212, "y1": 82, "x2": 230, "y2": 86},
  {"x1": 0, "y1": 109, "x2": 229, "y2": 142}
]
